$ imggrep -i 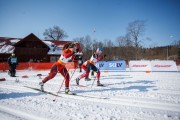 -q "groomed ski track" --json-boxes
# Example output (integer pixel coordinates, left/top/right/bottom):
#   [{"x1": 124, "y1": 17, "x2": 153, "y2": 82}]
[
  {"x1": 0, "y1": 70, "x2": 180, "y2": 119},
  {"x1": 1, "y1": 84, "x2": 180, "y2": 112}
]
